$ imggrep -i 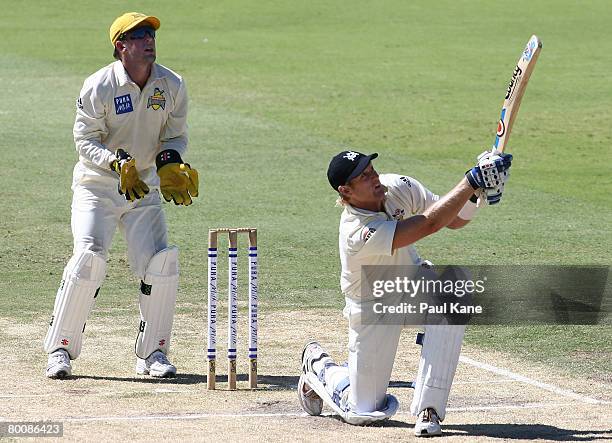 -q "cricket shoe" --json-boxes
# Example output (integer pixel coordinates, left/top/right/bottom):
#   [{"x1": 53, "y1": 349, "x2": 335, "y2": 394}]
[
  {"x1": 136, "y1": 350, "x2": 177, "y2": 378},
  {"x1": 297, "y1": 373, "x2": 323, "y2": 415},
  {"x1": 46, "y1": 349, "x2": 72, "y2": 379},
  {"x1": 301, "y1": 341, "x2": 330, "y2": 375},
  {"x1": 414, "y1": 408, "x2": 442, "y2": 437}
]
